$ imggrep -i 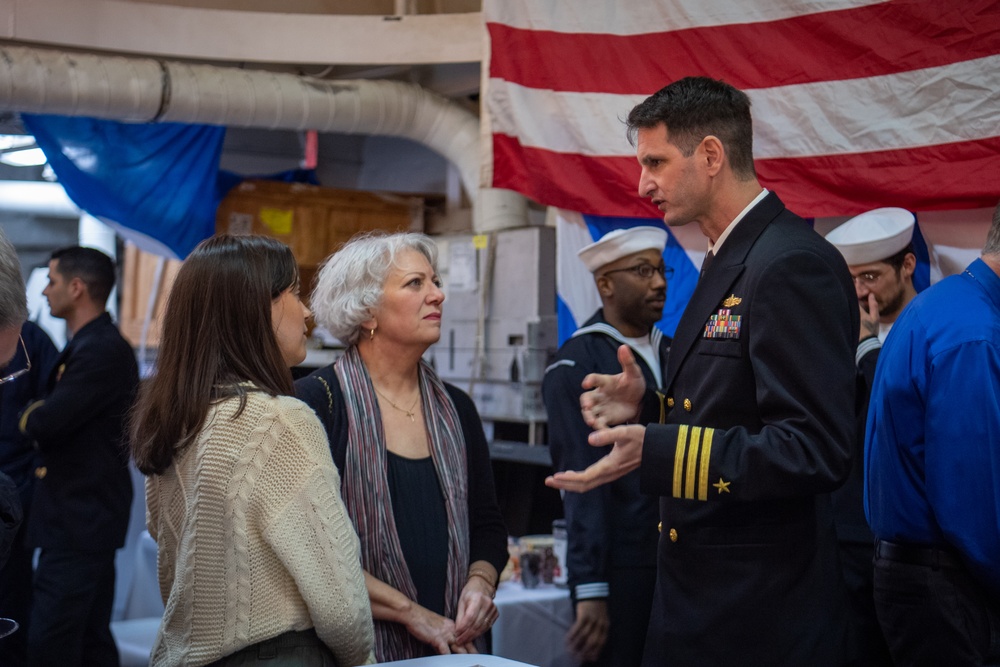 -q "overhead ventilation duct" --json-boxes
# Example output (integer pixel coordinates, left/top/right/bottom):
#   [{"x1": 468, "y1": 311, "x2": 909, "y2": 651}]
[{"x1": 0, "y1": 44, "x2": 528, "y2": 232}]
